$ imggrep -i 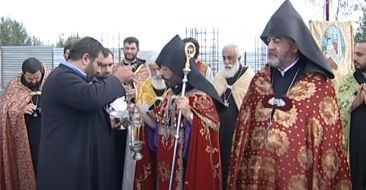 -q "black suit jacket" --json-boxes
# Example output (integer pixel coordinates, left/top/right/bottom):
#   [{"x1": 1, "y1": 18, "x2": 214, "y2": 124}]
[{"x1": 37, "y1": 64, "x2": 125, "y2": 190}]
